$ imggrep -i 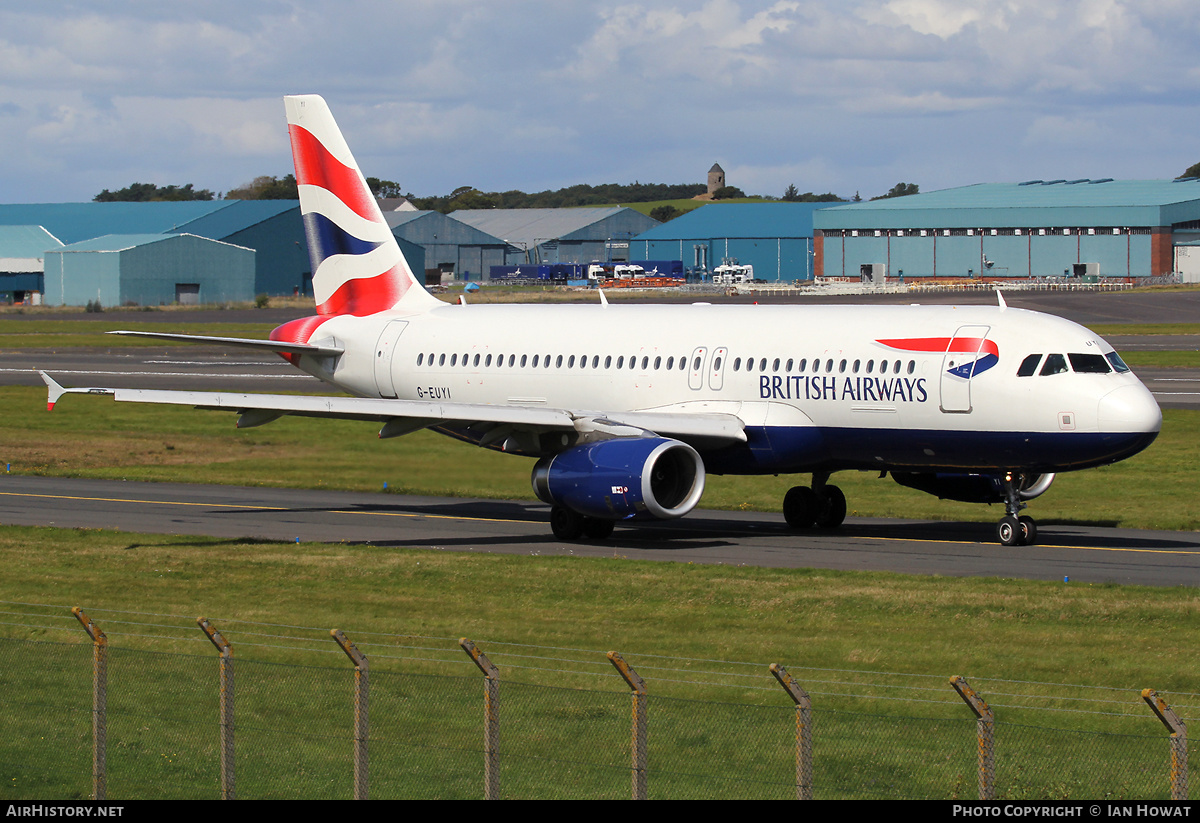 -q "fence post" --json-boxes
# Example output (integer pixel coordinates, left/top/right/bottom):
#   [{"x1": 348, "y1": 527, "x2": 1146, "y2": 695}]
[
  {"x1": 950, "y1": 676, "x2": 994, "y2": 800},
  {"x1": 331, "y1": 629, "x2": 369, "y2": 800},
  {"x1": 71, "y1": 607, "x2": 106, "y2": 802},
  {"x1": 460, "y1": 638, "x2": 500, "y2": 800},
  {"x1": 770, "y1": 664, "x2": 813, "y2": 800},
  {"x1": 607, "y1": 651, "x2": 647, "y2": 800},
  {"x1": 1142, "y1": 689, "x2": 1188, "y2": 801},
  {"x1": 197, "y1": 617, "x2": 235, "y2": 800}
]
